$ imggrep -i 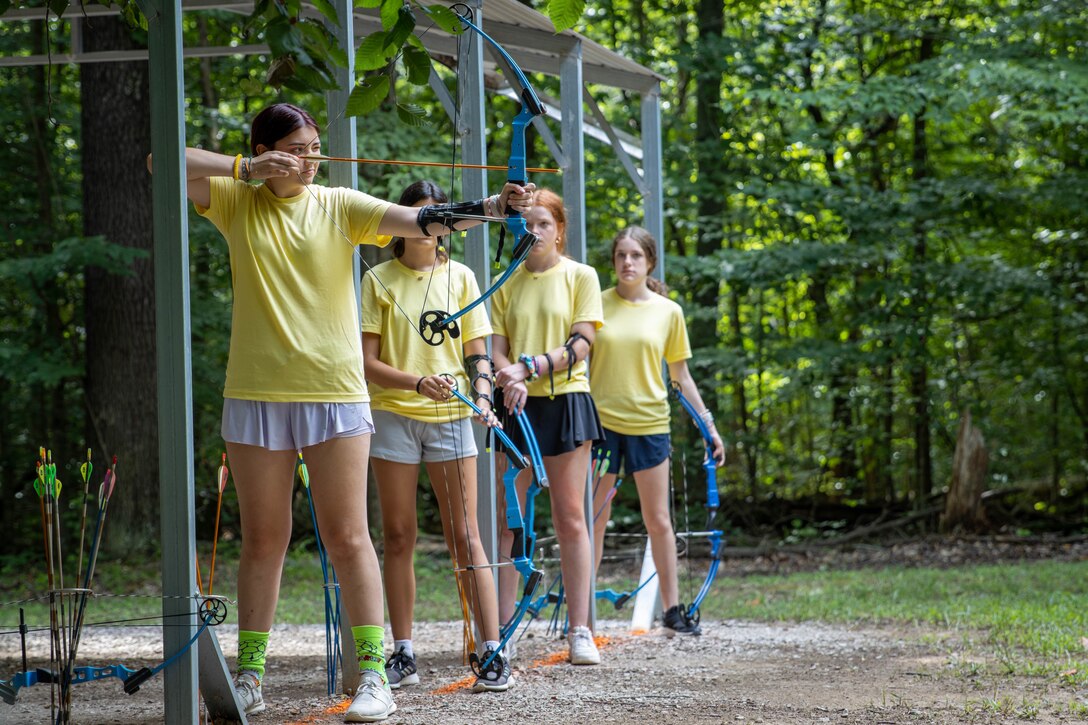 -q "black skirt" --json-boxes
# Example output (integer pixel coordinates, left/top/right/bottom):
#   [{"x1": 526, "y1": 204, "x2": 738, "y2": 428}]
[{"x1": 496, "y1": 391, "x2": 605, "y2": 457}]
